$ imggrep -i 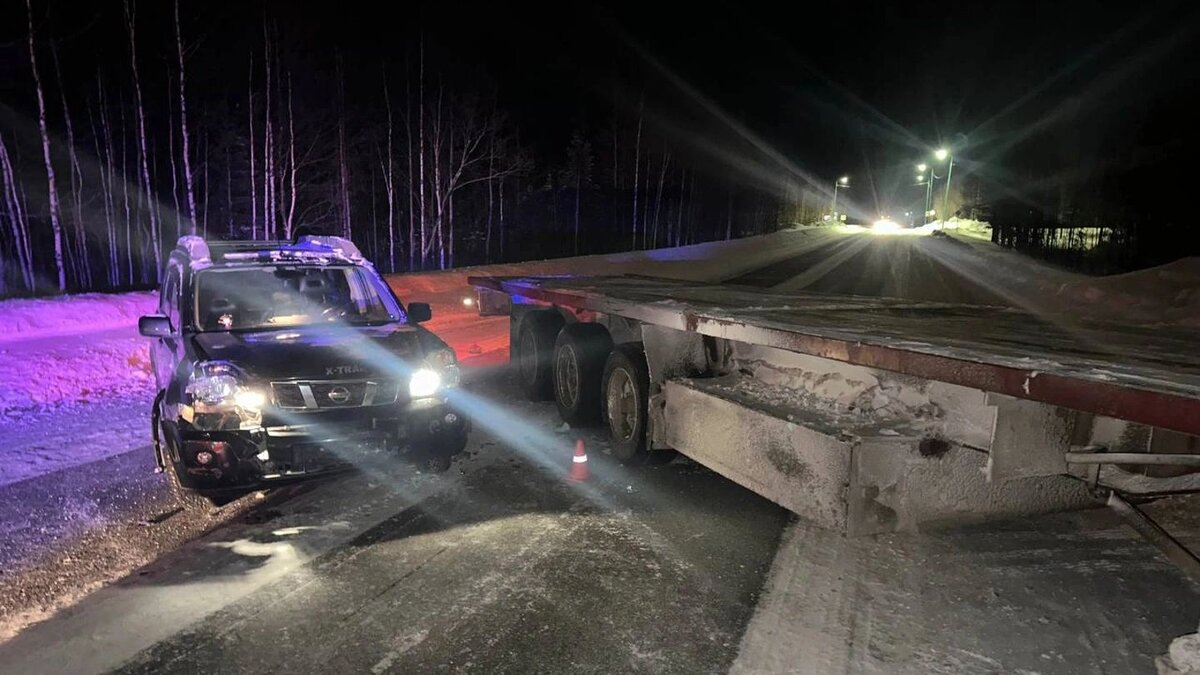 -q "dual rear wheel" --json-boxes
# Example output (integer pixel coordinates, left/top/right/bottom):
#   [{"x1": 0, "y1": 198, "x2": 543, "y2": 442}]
[{"x1": 515, "y1": 311, "x2": 673, "y2": 465}]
